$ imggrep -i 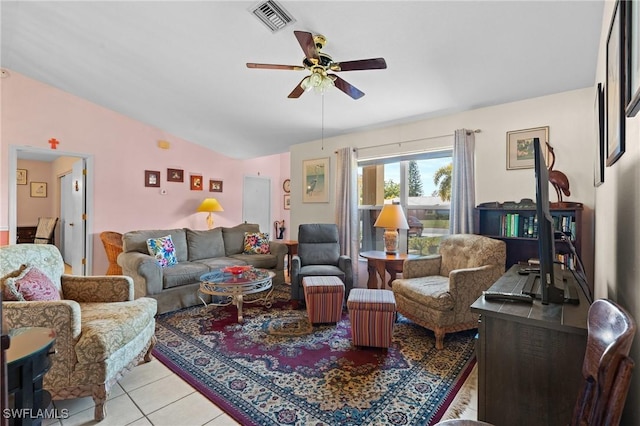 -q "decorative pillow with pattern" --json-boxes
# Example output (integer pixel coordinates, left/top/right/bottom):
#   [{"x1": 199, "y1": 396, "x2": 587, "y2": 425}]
[
  {"x1": 243, "y1": 232, "x2": 270, "y2": 254},
  {"x1": 3, "y1": 265, "x2": 61, "y2": 301},
  {"x1": 146, "y1": 235, "x2": 178, "y2": 267}
]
